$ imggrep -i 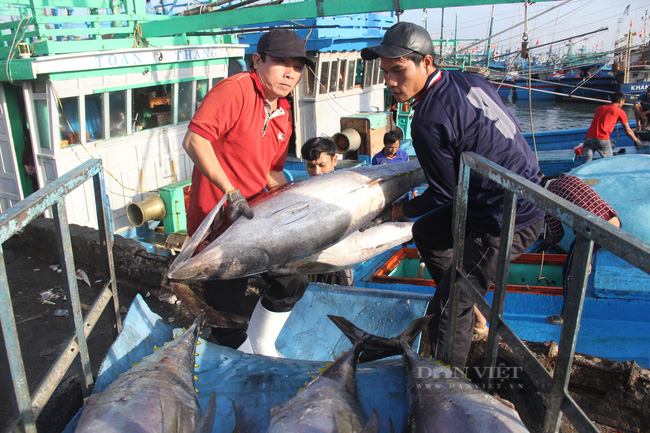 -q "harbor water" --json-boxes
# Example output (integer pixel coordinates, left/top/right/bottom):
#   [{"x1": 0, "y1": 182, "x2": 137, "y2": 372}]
[{"x1": 505, "y1": 99, "x2": 638, "y2": 134}]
